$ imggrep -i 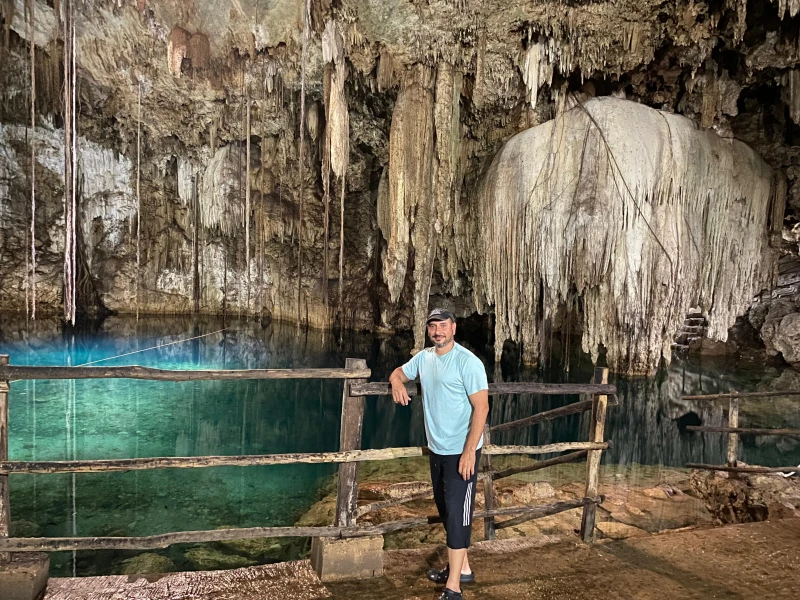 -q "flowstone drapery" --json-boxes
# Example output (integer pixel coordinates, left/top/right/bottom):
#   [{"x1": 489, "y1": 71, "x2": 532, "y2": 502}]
[{"x1": 472, "y1": 97, "x2": 784, "y2": 374}]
